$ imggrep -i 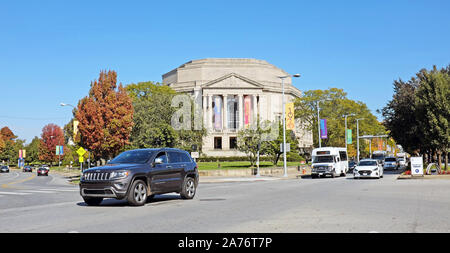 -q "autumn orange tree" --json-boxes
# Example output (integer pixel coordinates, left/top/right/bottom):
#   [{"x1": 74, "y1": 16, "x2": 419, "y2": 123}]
[
  {"x1": 38, "y1": 123, "x2": 65, "y2": 164},
  {"x1": 75, "y1": 70, "x2": 133, "y2": 161}
]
